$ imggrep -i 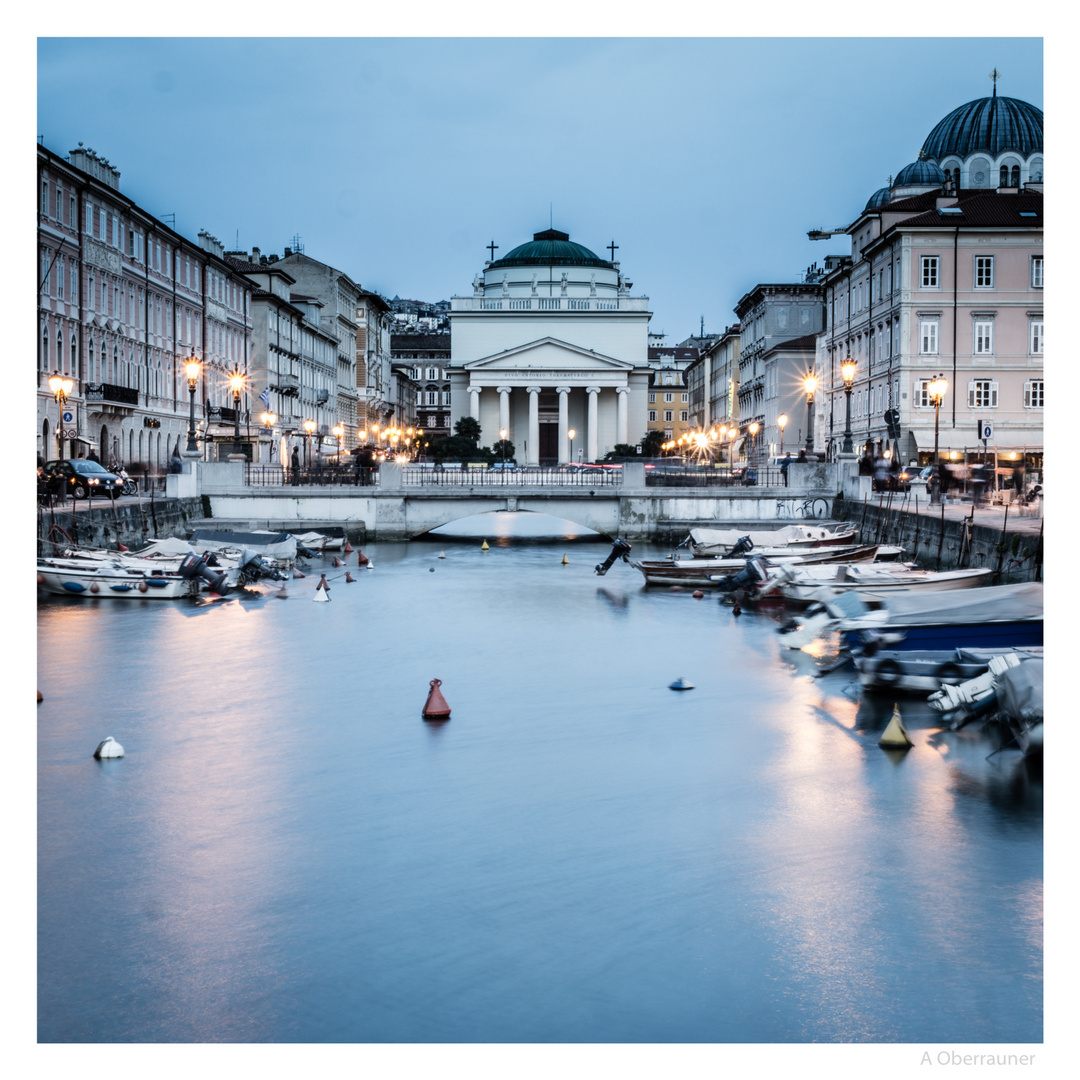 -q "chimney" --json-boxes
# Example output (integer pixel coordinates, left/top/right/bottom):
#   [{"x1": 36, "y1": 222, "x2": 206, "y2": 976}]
[
  {"x1": 251, "y1": 247, "x2": 261, "y2": 263},
  {"x1": 283, "y1": 247, "x2": 292, "y2": 257}
]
